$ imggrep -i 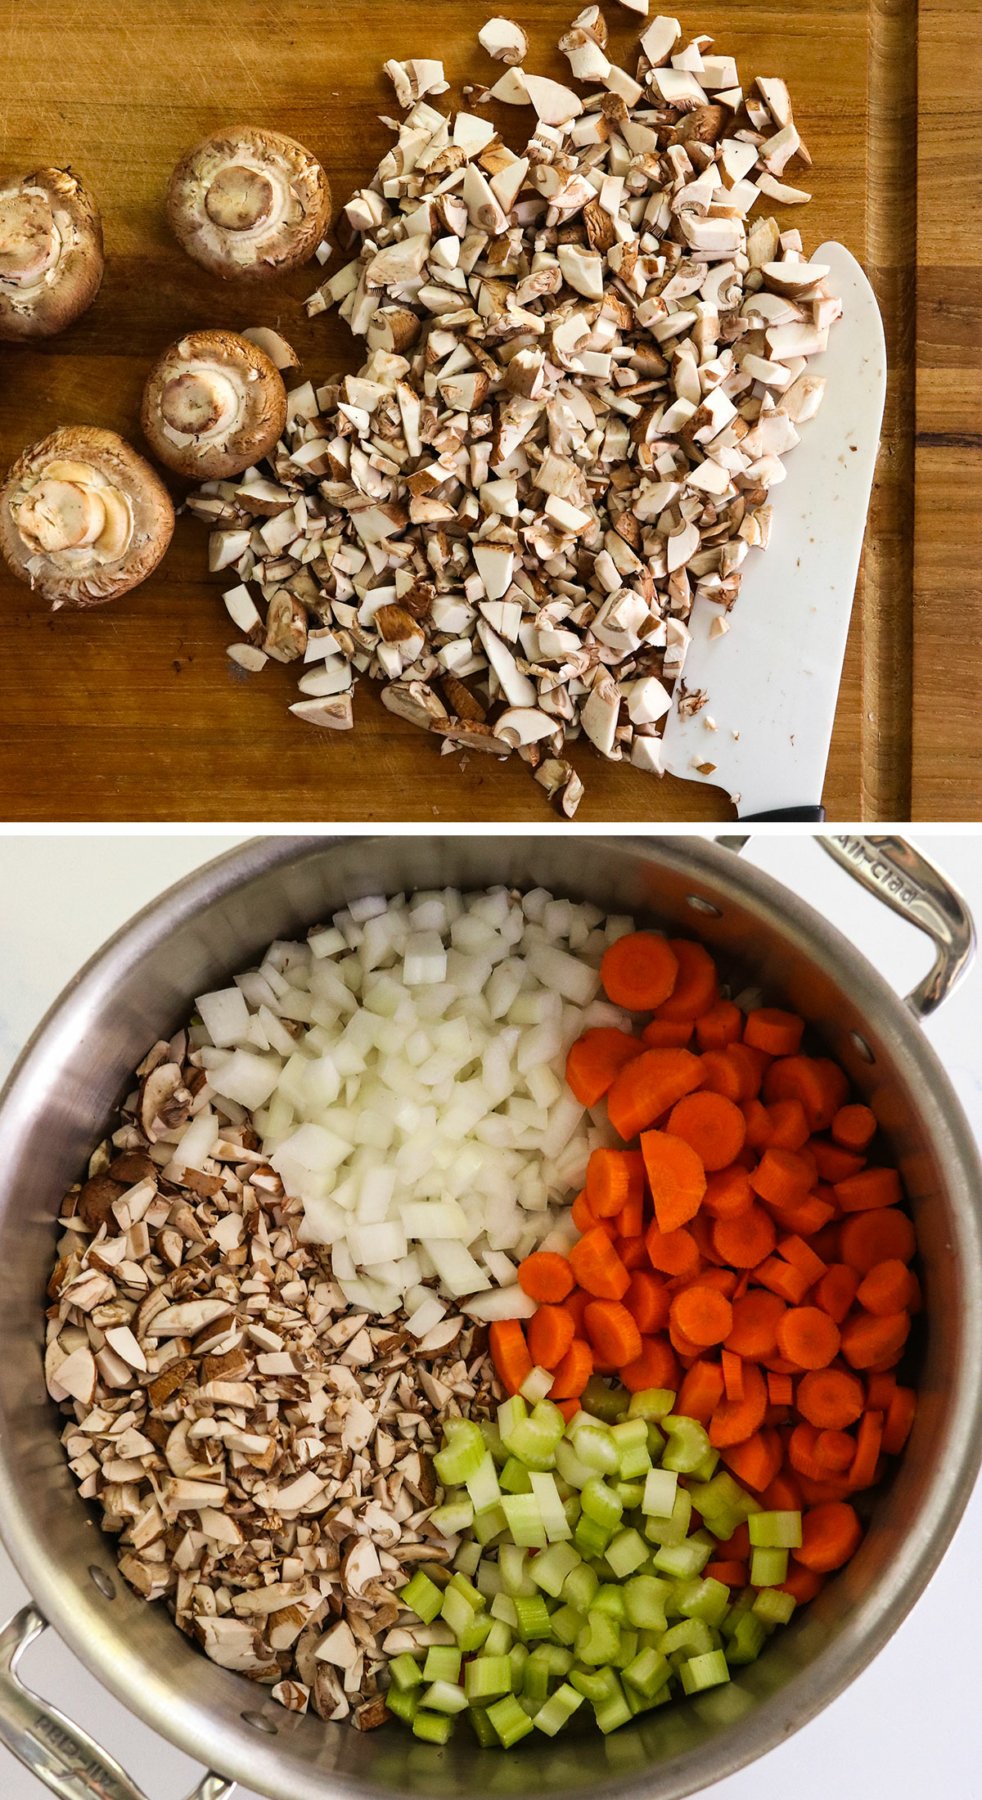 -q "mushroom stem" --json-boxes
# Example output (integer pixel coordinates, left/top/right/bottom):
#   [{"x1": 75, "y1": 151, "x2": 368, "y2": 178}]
[
  {"x1": 18, "y1": 478, "x2": 106, "y2": 552},
  {"x1": 0, "y1": 189, "x2": 57, "y2": 285},
  {"x1": 160, "y1": 369, "x2": 241, "y2": 437},
  {"x1": 204, "y1": 164, "x2": 277, "y2": 232}
]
